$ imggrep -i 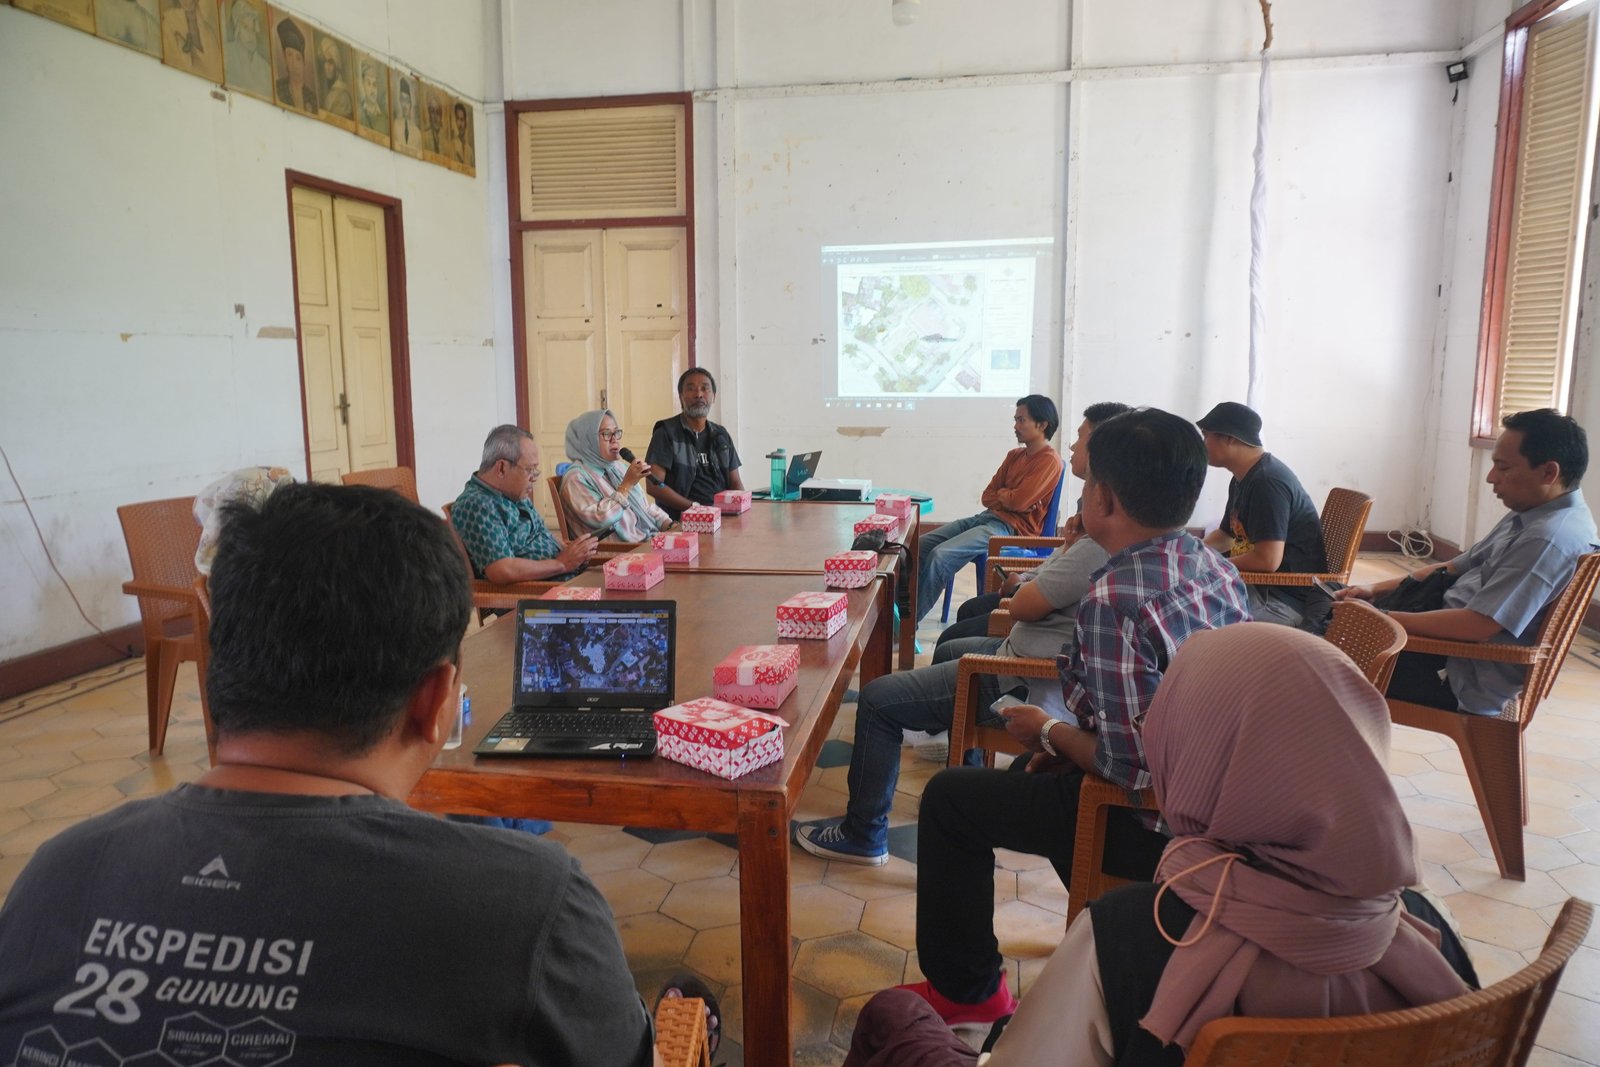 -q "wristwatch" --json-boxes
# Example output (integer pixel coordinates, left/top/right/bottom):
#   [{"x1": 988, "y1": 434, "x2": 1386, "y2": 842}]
[{"x1": 1038, "y1": 717, "x2": 1067, "y2": 757}]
